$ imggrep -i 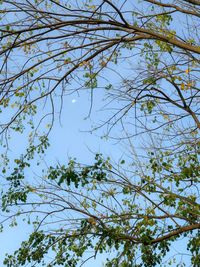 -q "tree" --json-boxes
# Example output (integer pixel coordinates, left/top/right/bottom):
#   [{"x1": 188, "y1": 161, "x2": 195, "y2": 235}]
[{"x1": 0, "y1": 0, "x2": 199, "y2": 266}]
